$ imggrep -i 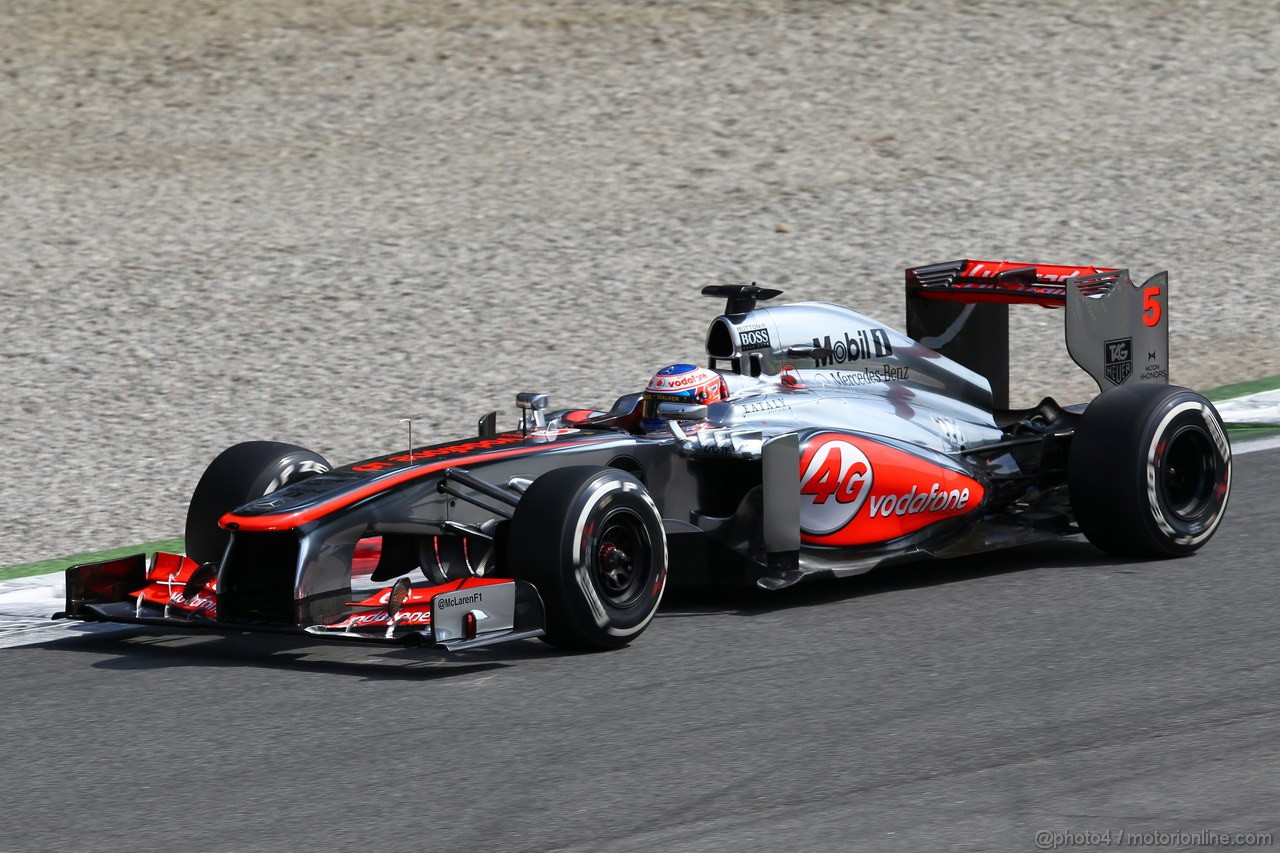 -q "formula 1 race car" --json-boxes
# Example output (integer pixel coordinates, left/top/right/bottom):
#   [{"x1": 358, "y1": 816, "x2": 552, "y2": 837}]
[{"x1": 58, "y1": 259, "x2": 1232, "y2": 651}]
